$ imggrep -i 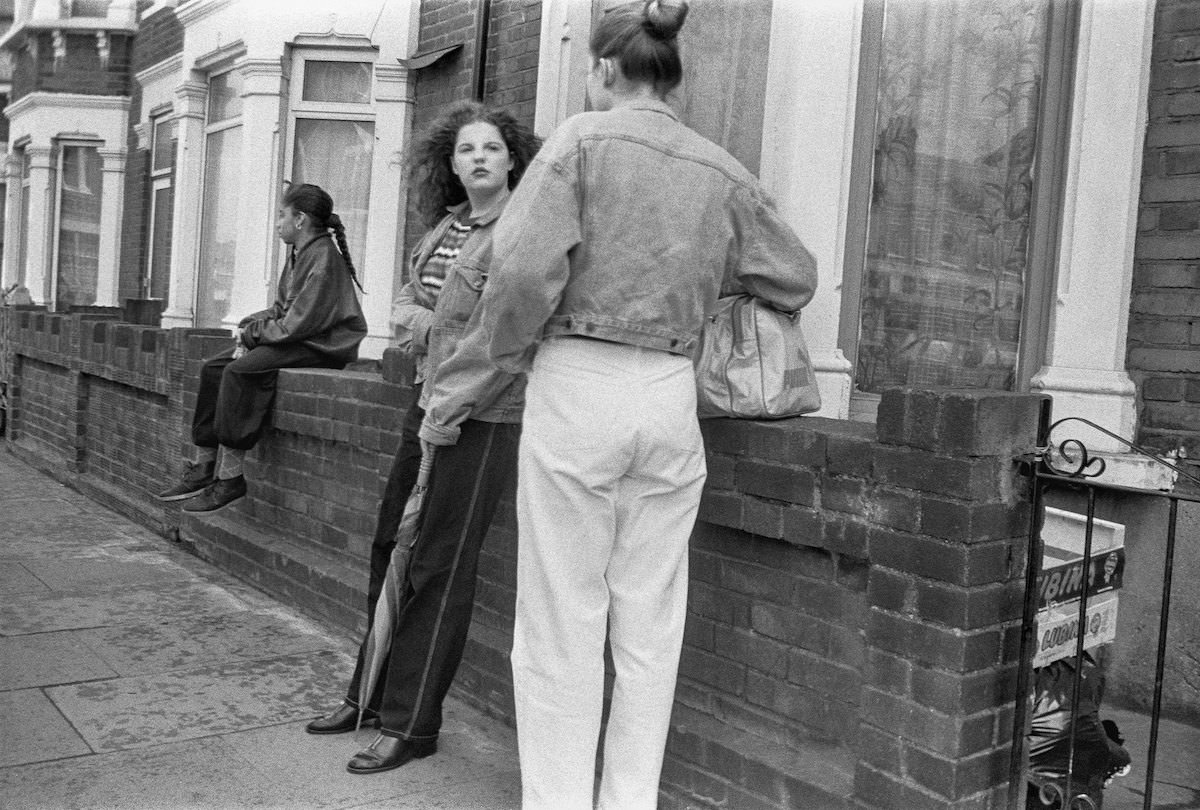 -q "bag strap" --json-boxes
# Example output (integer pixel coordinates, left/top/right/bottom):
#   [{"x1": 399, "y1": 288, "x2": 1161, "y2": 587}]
[{"x1": 731, "y1": 295, "x2": 748, "y2": 344}]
